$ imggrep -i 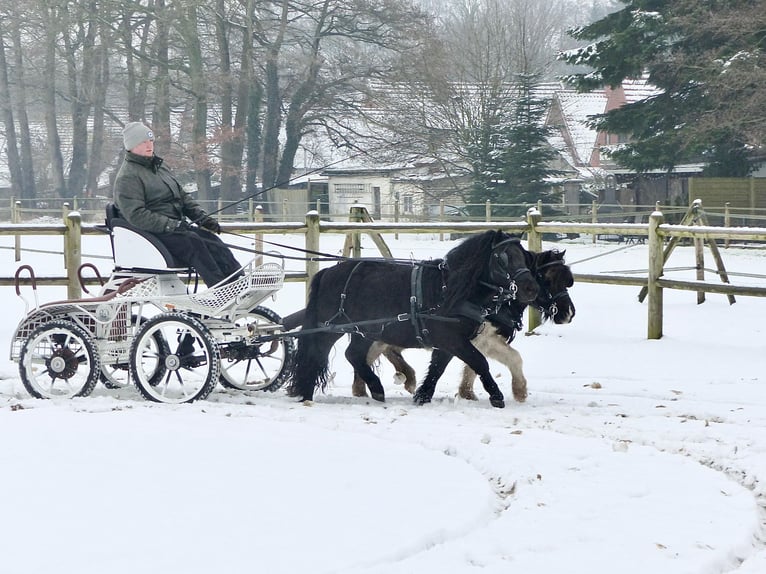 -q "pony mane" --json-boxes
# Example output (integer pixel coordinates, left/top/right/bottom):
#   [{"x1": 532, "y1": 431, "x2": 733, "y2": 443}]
[
  {"x1": 536, "y1": 249, "x2": 566, "y2": 267},
  {"x1": 441, "y1": 230, "x2": 508, "y2": 312}
]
